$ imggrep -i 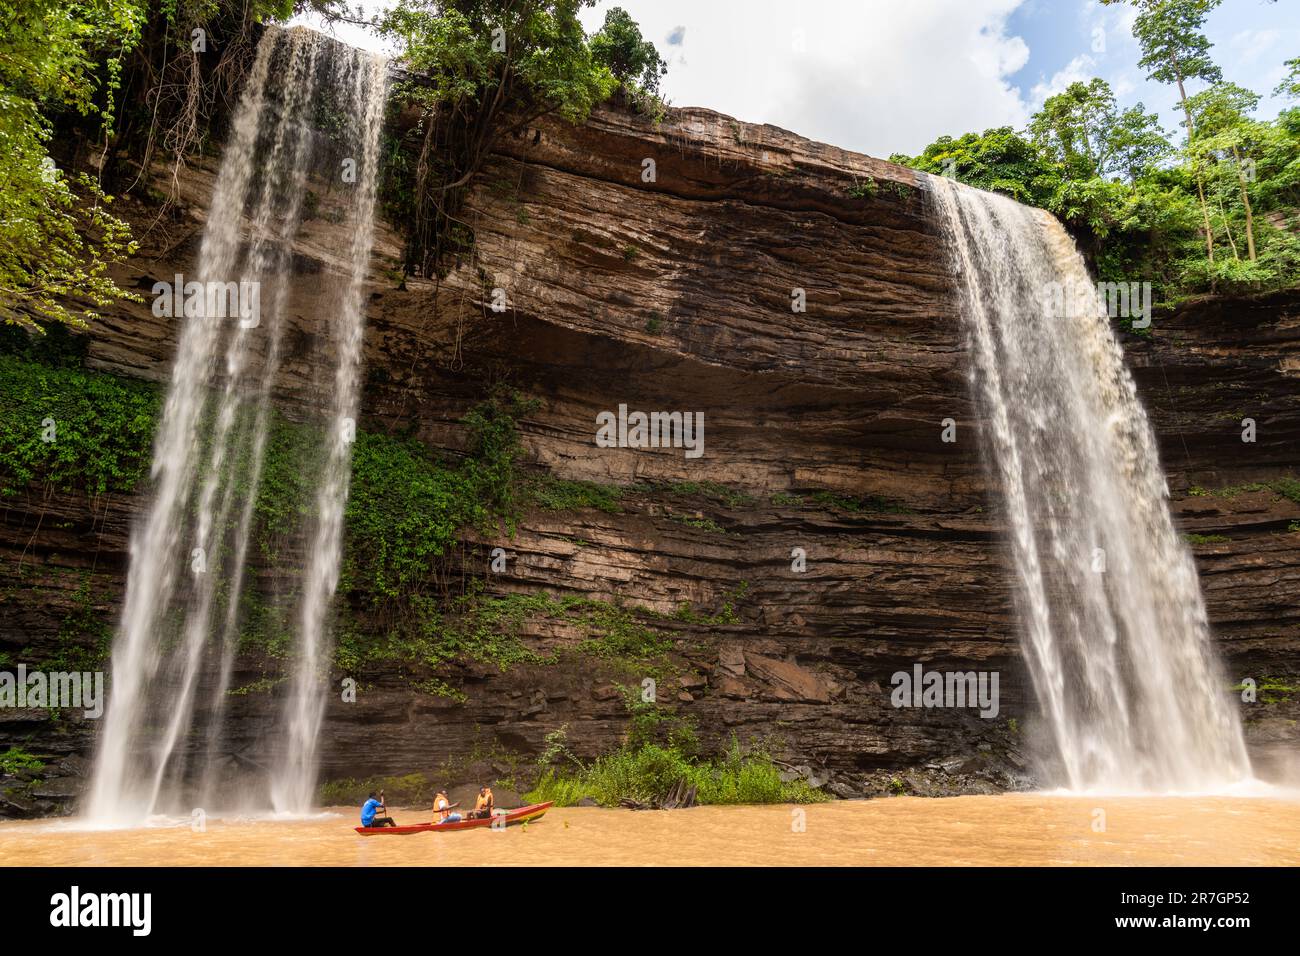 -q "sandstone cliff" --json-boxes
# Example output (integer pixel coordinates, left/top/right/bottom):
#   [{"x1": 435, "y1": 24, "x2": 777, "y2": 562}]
[{"x1": 2, "y1": 102, "x2": 1297, "y2": 815}]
